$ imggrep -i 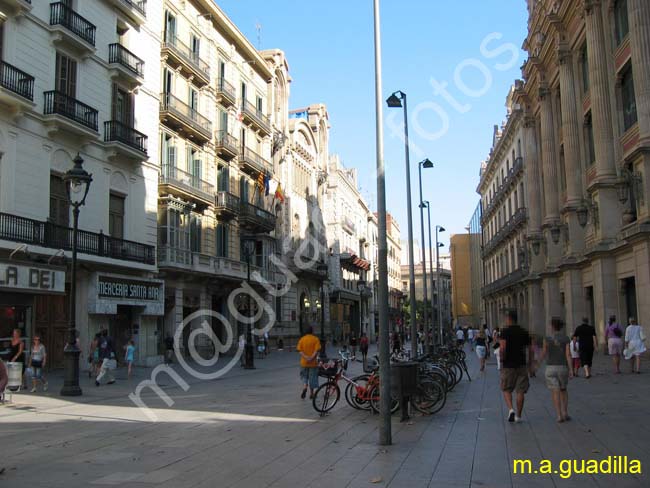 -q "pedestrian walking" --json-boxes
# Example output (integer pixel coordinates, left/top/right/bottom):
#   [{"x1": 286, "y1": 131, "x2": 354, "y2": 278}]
[
  {"x1": 499, "y1": 310, "x2": 533, "y2": 423},
  {"x1": 359, "y1": 333, "x2": 369, "y2": 364},
  {"x1": 573, "y1": 318, "x2": 597, "y2": 379},
  {"x1": 263, "y1": 331, "x2": 270, "y2": 356},
  {"x1": 349, "y1": 332, "x2": 358, "y2": 358},
  {"x1": 164, "y1": 335, "x2": 174, "y2": 364},
  {"x1": 28, "y1": 335, "x2": 48, "y2": 393},
  {"x1": 391, "y1": 331, "x2": 401, "y2": 354},
  {"x1": 483, "y1": 324, "x2": 492, "y2": 358},
  {"x1": 456, "y1": 328, "x2": 465, "y2": 347},
  {"x1": 467, "y1": 327, "x2": 475, "y2": 351},
  {"x1": 475, "y1": 330, "x2": 487, "y2": 372},
  {"x1": 537, "y1": 318, "x2": 573, "y2": 423},
  {"x1": 88, "y1": 333, "x2": 101, "y2": 378},
  {"x1": 9, "y1": 328, "x2": 25, "y2": 388},
  {"x1": 125, "y1": 339, "x2": 135, "y2": 379},
  {"x1": 569, "y1": 336, "x2": 580, "y2": 377},
  {"x1": 493, "y1": 327, "x2": 501, "y2": 370},
  {"x1": 605, "y1": 315, "x2": 624, "y2": 374},
  {"x1": 623, "y1": 317, "x2": 646, "y2": 374},
  {"x1": 0, "y1": 359, "x2": 8, "y2": 402},
  {"x1": 95, "y1": 329, "x2": 116, "y2": 386},
  {"x1": 297, "y1": 326, "x2": 321, "y2": 400}
]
